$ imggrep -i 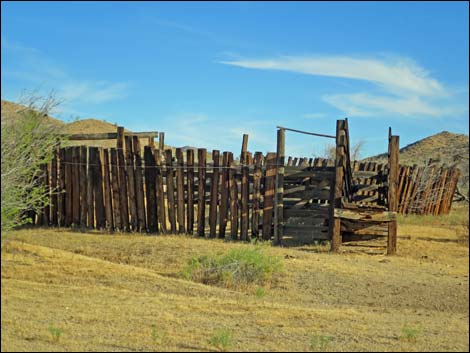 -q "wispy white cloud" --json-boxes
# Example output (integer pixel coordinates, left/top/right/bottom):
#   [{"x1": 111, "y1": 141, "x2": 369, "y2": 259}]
[
  {"x1": 221, "y1": 54, "x2": 464, "y2": 118},
  {"x1": 302, "y1": 112, "x2": 329, "y2": 119}
]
